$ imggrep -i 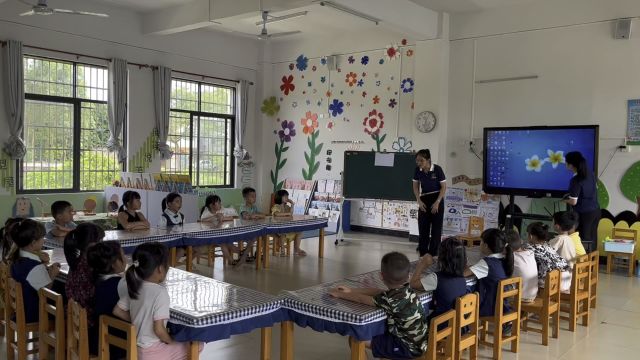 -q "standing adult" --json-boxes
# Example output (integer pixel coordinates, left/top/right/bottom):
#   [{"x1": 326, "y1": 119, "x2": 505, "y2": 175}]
[
  {"x1": 412, "y1": 149, "x2": 447, "y2": 256},
  {"x1": 563, "y1": 151, "x2": 600, "y2": 252}
]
